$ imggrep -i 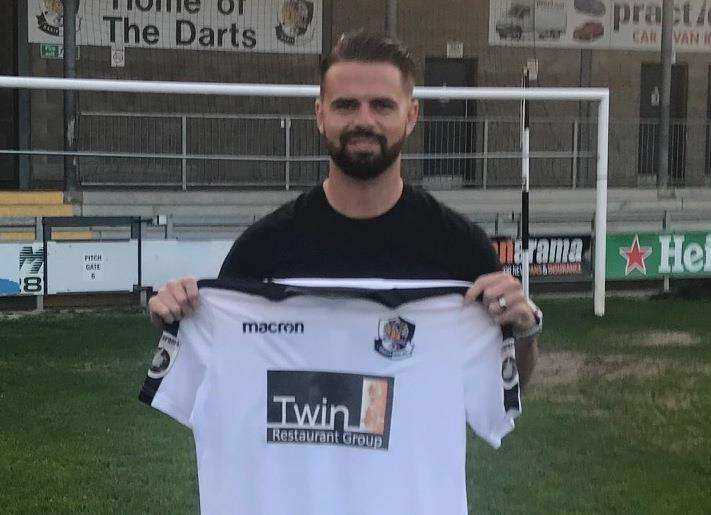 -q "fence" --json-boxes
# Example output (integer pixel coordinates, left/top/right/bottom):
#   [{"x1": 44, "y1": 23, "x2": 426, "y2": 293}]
[
  {"x1": 71, "y1": 112, "x2": 709, "y2": 190},
  {"x1": 75, "y1": 111, "x2": 604, "y2": 189}
]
